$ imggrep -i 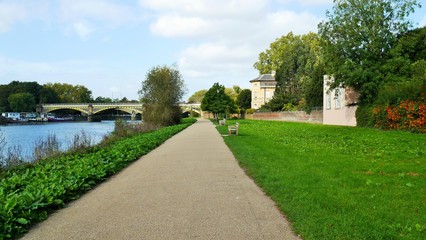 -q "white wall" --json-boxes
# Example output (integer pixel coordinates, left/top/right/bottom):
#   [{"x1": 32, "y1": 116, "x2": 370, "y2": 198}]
[{"x1": 323, "y1": 75, "x2": 358, "y2": 126}]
